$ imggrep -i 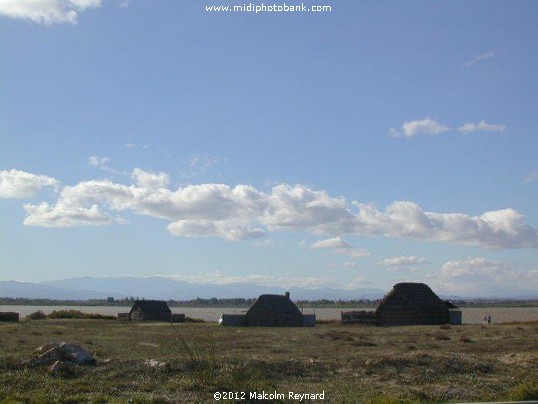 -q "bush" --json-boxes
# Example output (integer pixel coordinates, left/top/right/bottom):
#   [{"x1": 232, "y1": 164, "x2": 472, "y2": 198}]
[
  {"x1": 26, "y1": 311, "x2": 47, "y2": 320},
  {"x1": 47, "y1": 310, "x2": 115, "y2": 320}
]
